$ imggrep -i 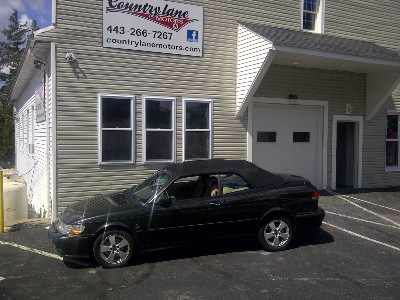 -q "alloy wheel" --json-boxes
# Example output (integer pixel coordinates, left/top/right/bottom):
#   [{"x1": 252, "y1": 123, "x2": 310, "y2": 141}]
[
  {"x1": 263, "y1": 219, "x2": 291, "y2": 248},
  {"x1": 99, "y1": 233, "x2": 131, "y2": 265}
]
